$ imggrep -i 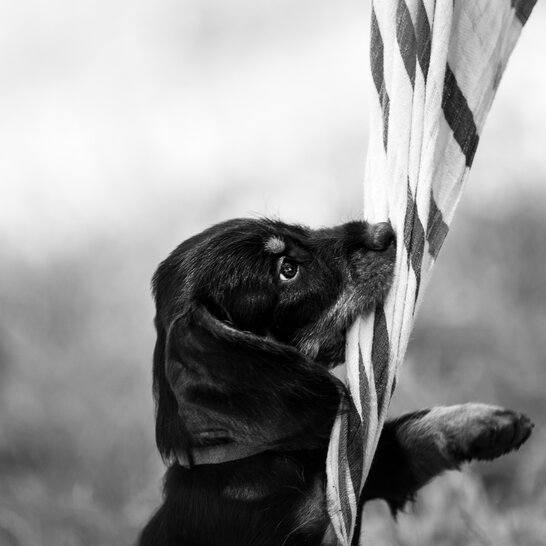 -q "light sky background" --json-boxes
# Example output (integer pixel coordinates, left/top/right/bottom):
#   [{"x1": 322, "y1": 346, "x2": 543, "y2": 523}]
[{"x1": 1, "y1": 0, "x2": 545, "y2": 260}]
